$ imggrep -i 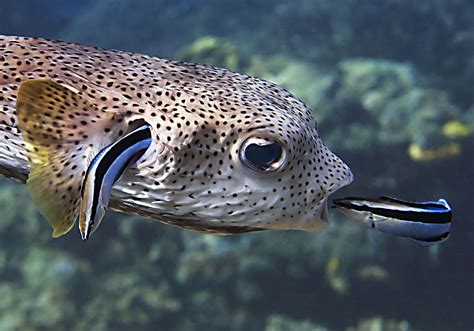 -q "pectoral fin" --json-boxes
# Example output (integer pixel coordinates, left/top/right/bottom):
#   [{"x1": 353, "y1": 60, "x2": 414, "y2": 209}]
[{"x1": 17, "y1": 79, "x2": 125, "y2": 237}]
